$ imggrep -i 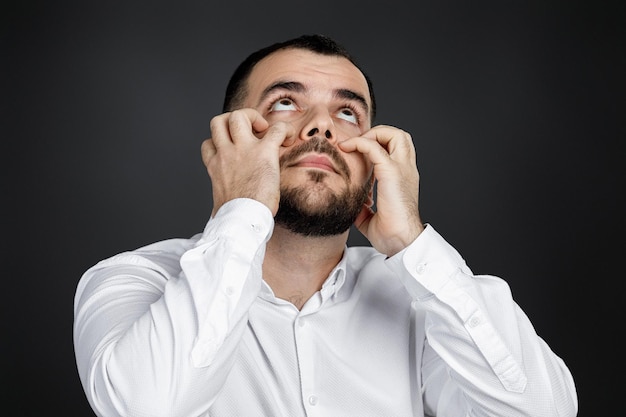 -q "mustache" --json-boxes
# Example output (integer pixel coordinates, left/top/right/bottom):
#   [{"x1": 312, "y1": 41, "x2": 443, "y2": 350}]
[{"x1": 279, "y1": 137, "x2": 351, "y2": 180}]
